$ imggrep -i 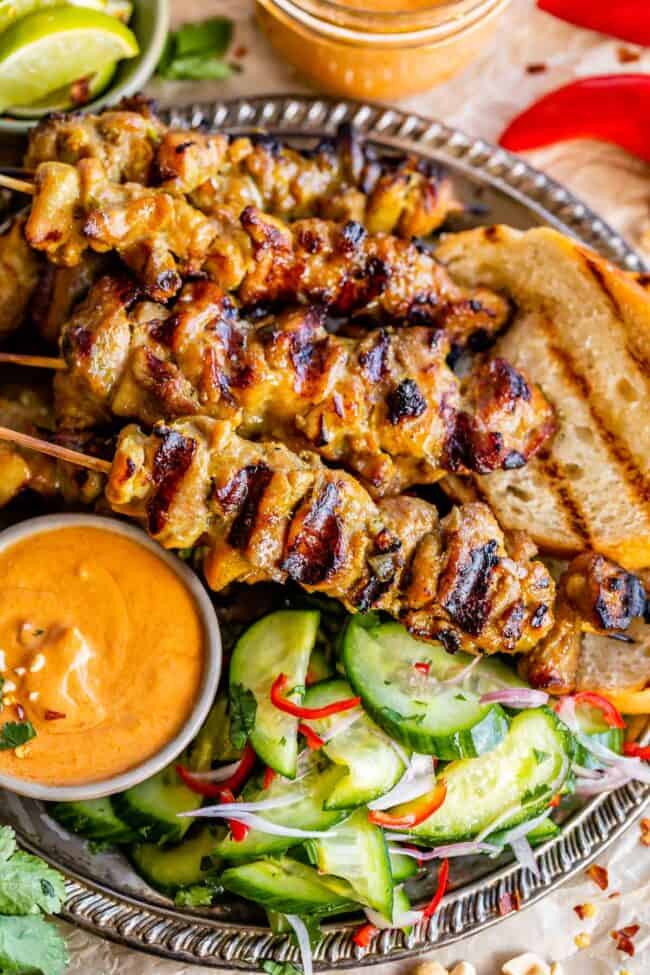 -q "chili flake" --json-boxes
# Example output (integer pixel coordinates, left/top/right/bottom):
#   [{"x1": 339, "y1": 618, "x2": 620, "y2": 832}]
[{"x1": 586, "y1": 864, "x2": 608, "y2": 890}]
